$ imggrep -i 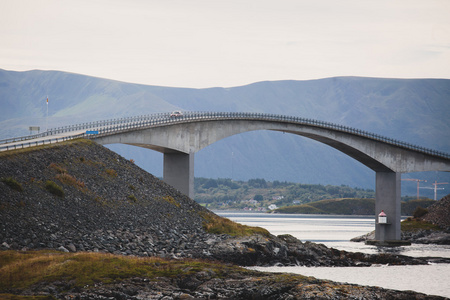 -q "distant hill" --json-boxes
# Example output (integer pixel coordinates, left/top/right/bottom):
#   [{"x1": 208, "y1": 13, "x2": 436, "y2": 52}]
[
  {"x1": 1, "y1": 69, "x2": 449, "y2": 196},
  {"x1": 274, "y1": 198, "x2": 436, "y2": 215}
]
